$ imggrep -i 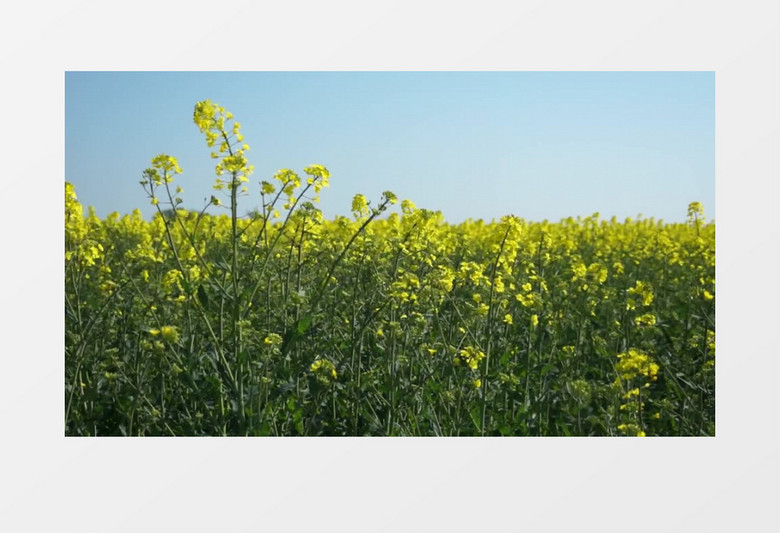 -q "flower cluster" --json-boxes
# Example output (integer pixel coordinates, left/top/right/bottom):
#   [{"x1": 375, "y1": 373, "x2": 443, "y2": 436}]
[
  {"x1": 615, "y1": 349, "x2": 659, "y2": 382},
  {"x1": 454, "y1": 346, "x2": 486, "y2": 371},
  {"x1": 310, "y1": 358, "x2": 337, "y2": 382},
  {"x1": 193, "y1": 100, "x2": 254, "y2": 192}
]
